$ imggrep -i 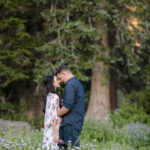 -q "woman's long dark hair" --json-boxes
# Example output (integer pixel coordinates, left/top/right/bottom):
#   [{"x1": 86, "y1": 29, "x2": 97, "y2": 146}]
[
  {"x1": 43, "y1": 75, "x2": 56, "y2": 96},
  {"x1": 43, "y1": 75, "x2": 61, "y2": 113}
]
